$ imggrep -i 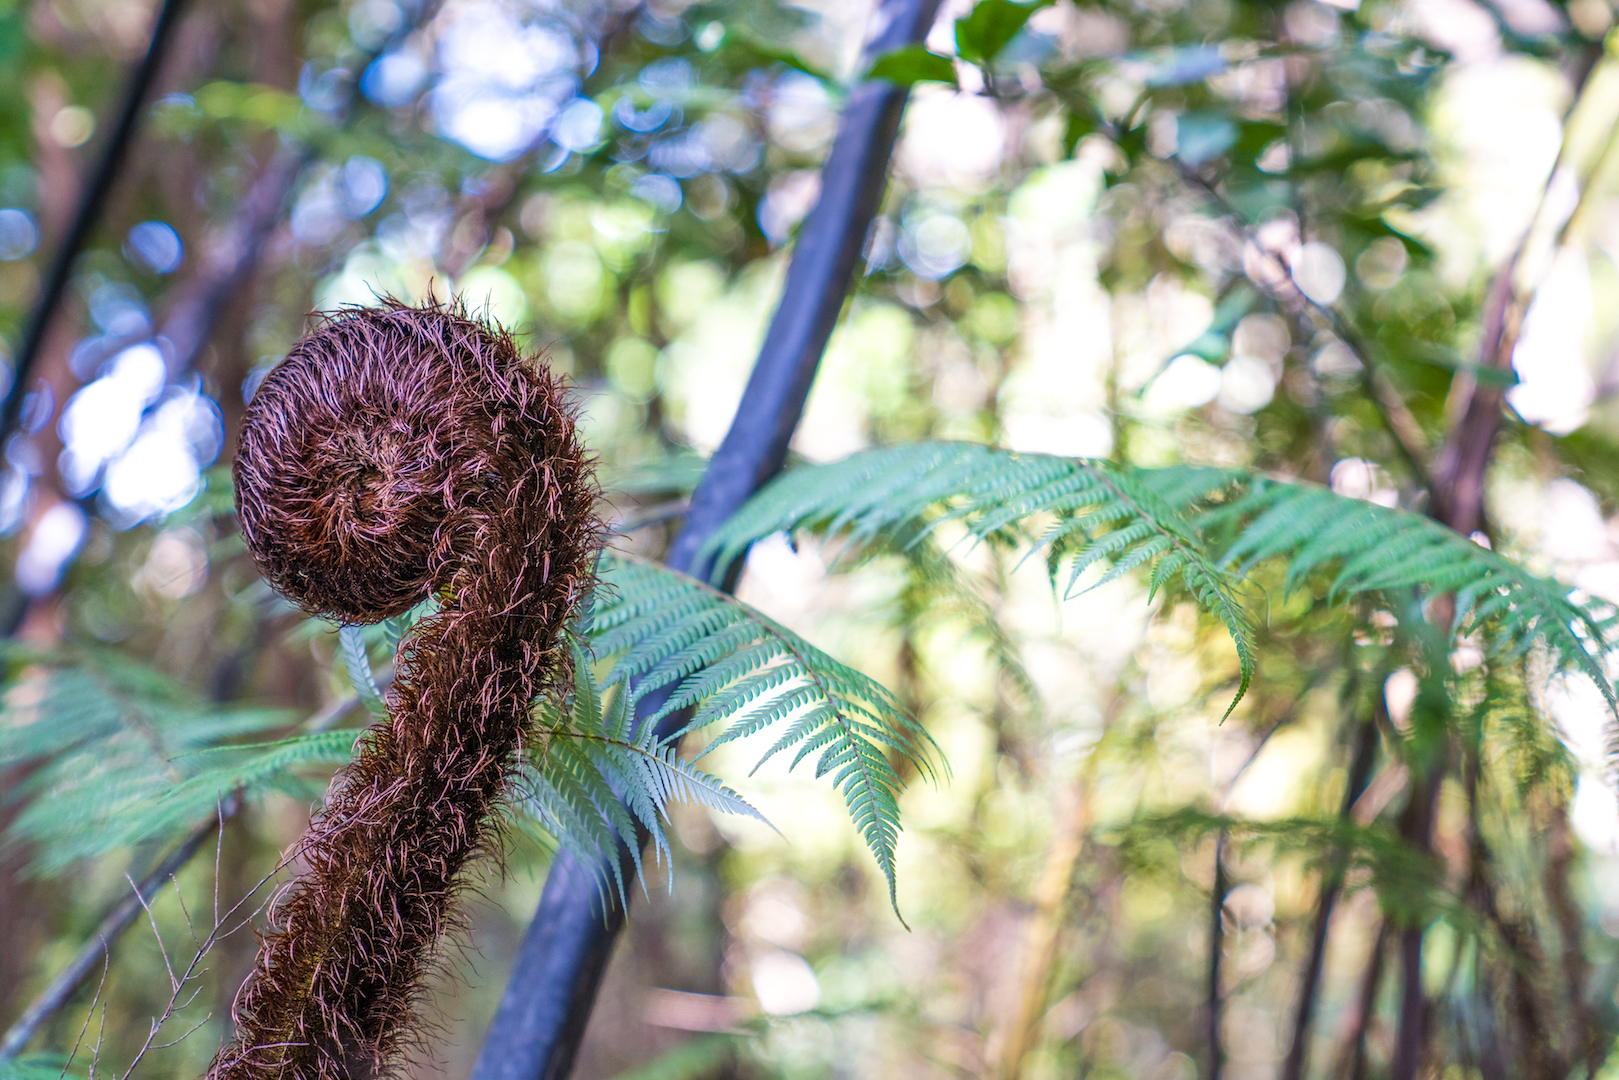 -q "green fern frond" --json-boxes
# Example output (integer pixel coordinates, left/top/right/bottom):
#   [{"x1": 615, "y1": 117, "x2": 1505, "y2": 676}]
[
  {"x1": 0, "y1": 652, "x2": 312, "y2": 871},
  {"x1": 702, "y1": 442, "x2": 1617, "y2": 721},
  {"x1": 0, "y1": 1053, "x2": 86, "y2": 1080},
  {"x1": 603, "y1": 1034, "x2": 737, "y2": 1080},
  {"x1": 701, "y1": 442, "x2": 1255, "y2": 715},
  {"x1": 517, "y1": 638, "x2": 772, "y2": 905},
  {"x1": 587, "y1": 554, "x2": 939, "y2": 919},
  {"x1": 1212, "y1": 478, "x2": 1617, "y2": 709},
  {"x1": 137, "y1": 729, "x2": 366, "y2": 831}
]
